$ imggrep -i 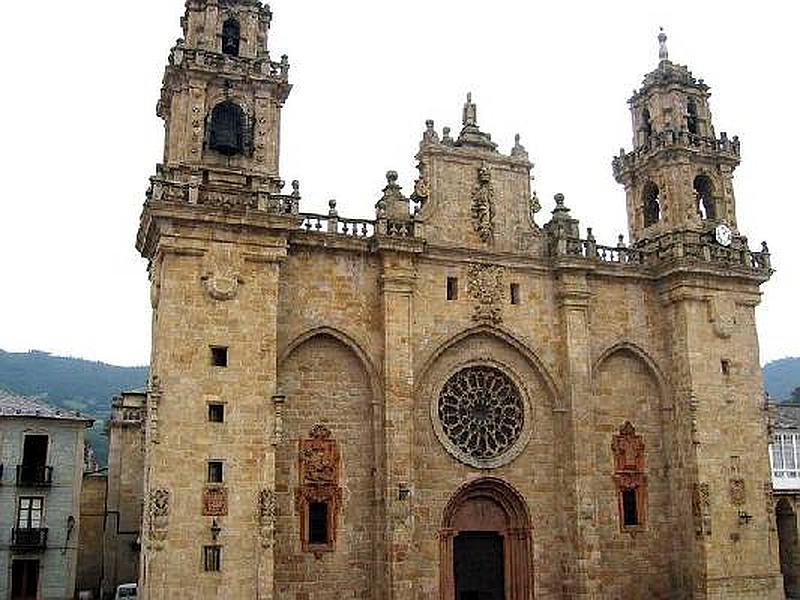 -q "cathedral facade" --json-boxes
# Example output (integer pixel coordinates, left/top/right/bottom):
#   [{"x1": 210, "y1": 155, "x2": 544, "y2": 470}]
[{"x1": 135, "y1": 2, "x2": 779, "y2": 598}]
